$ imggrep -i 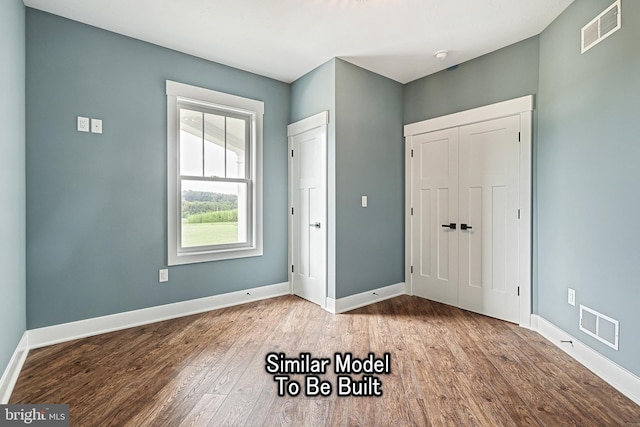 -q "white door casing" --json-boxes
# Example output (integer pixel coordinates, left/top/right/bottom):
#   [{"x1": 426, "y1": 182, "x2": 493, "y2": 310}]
[
  {"x1": 405, "y1": 96, "x2": 533, "y2": 327},
  {"x1": 288, "y1": 112, "x2": 328, "y2": 308}
]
